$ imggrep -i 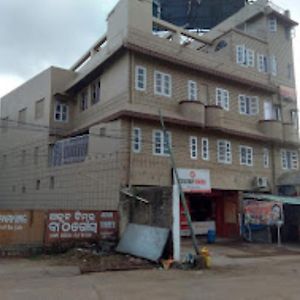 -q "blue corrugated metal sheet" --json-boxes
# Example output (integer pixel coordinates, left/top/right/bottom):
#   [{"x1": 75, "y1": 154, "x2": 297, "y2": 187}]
[{"x1": 116, "y1": 224, "x2": 170, "y2": 262}]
